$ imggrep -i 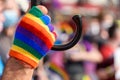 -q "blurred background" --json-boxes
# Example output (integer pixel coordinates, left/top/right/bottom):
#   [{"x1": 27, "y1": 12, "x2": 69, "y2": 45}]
[{"x1": 0, "y1": 0, "x2": 120, "y2": 80}]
